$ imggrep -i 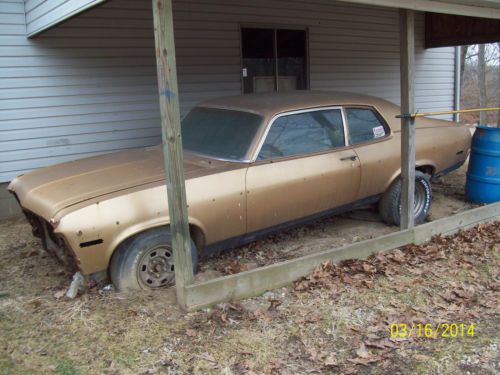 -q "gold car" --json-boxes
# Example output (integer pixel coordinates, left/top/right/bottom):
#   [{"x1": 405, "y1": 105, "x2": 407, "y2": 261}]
[{"x1": 8, "y1": 91, "x2": 471, "y2": 290}]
